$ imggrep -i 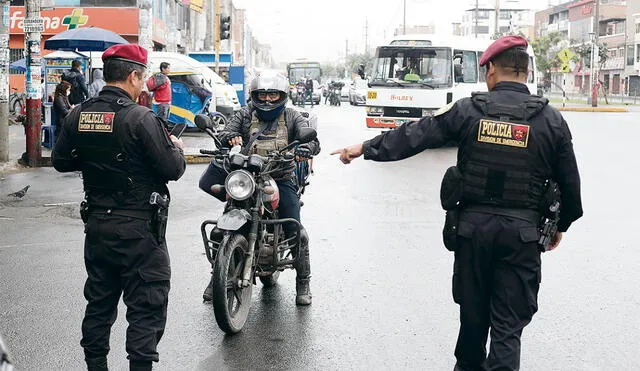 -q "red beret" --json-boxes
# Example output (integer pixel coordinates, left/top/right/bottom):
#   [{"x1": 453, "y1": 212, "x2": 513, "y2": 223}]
[
  {"x1": 479, "y1": 36, "x2": 528, "y2": 67},
  {"x1": 102, "y1": 44, "x2": 148, "y2": 67}
]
